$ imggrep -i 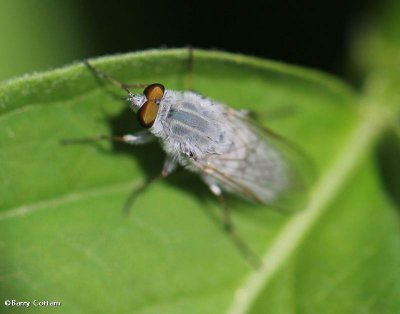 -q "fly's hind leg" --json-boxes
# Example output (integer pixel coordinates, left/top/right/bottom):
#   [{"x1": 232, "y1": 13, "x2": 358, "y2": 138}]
[
  {"x1": 205, "y1": 178, "x2": 261, "y2": 268},
  {"x1": 186, "y1": 45, "x2": 194, "y2": 91},
  {"x1": 122, "y1": 158, "x2": 177, "y2": 214}
]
